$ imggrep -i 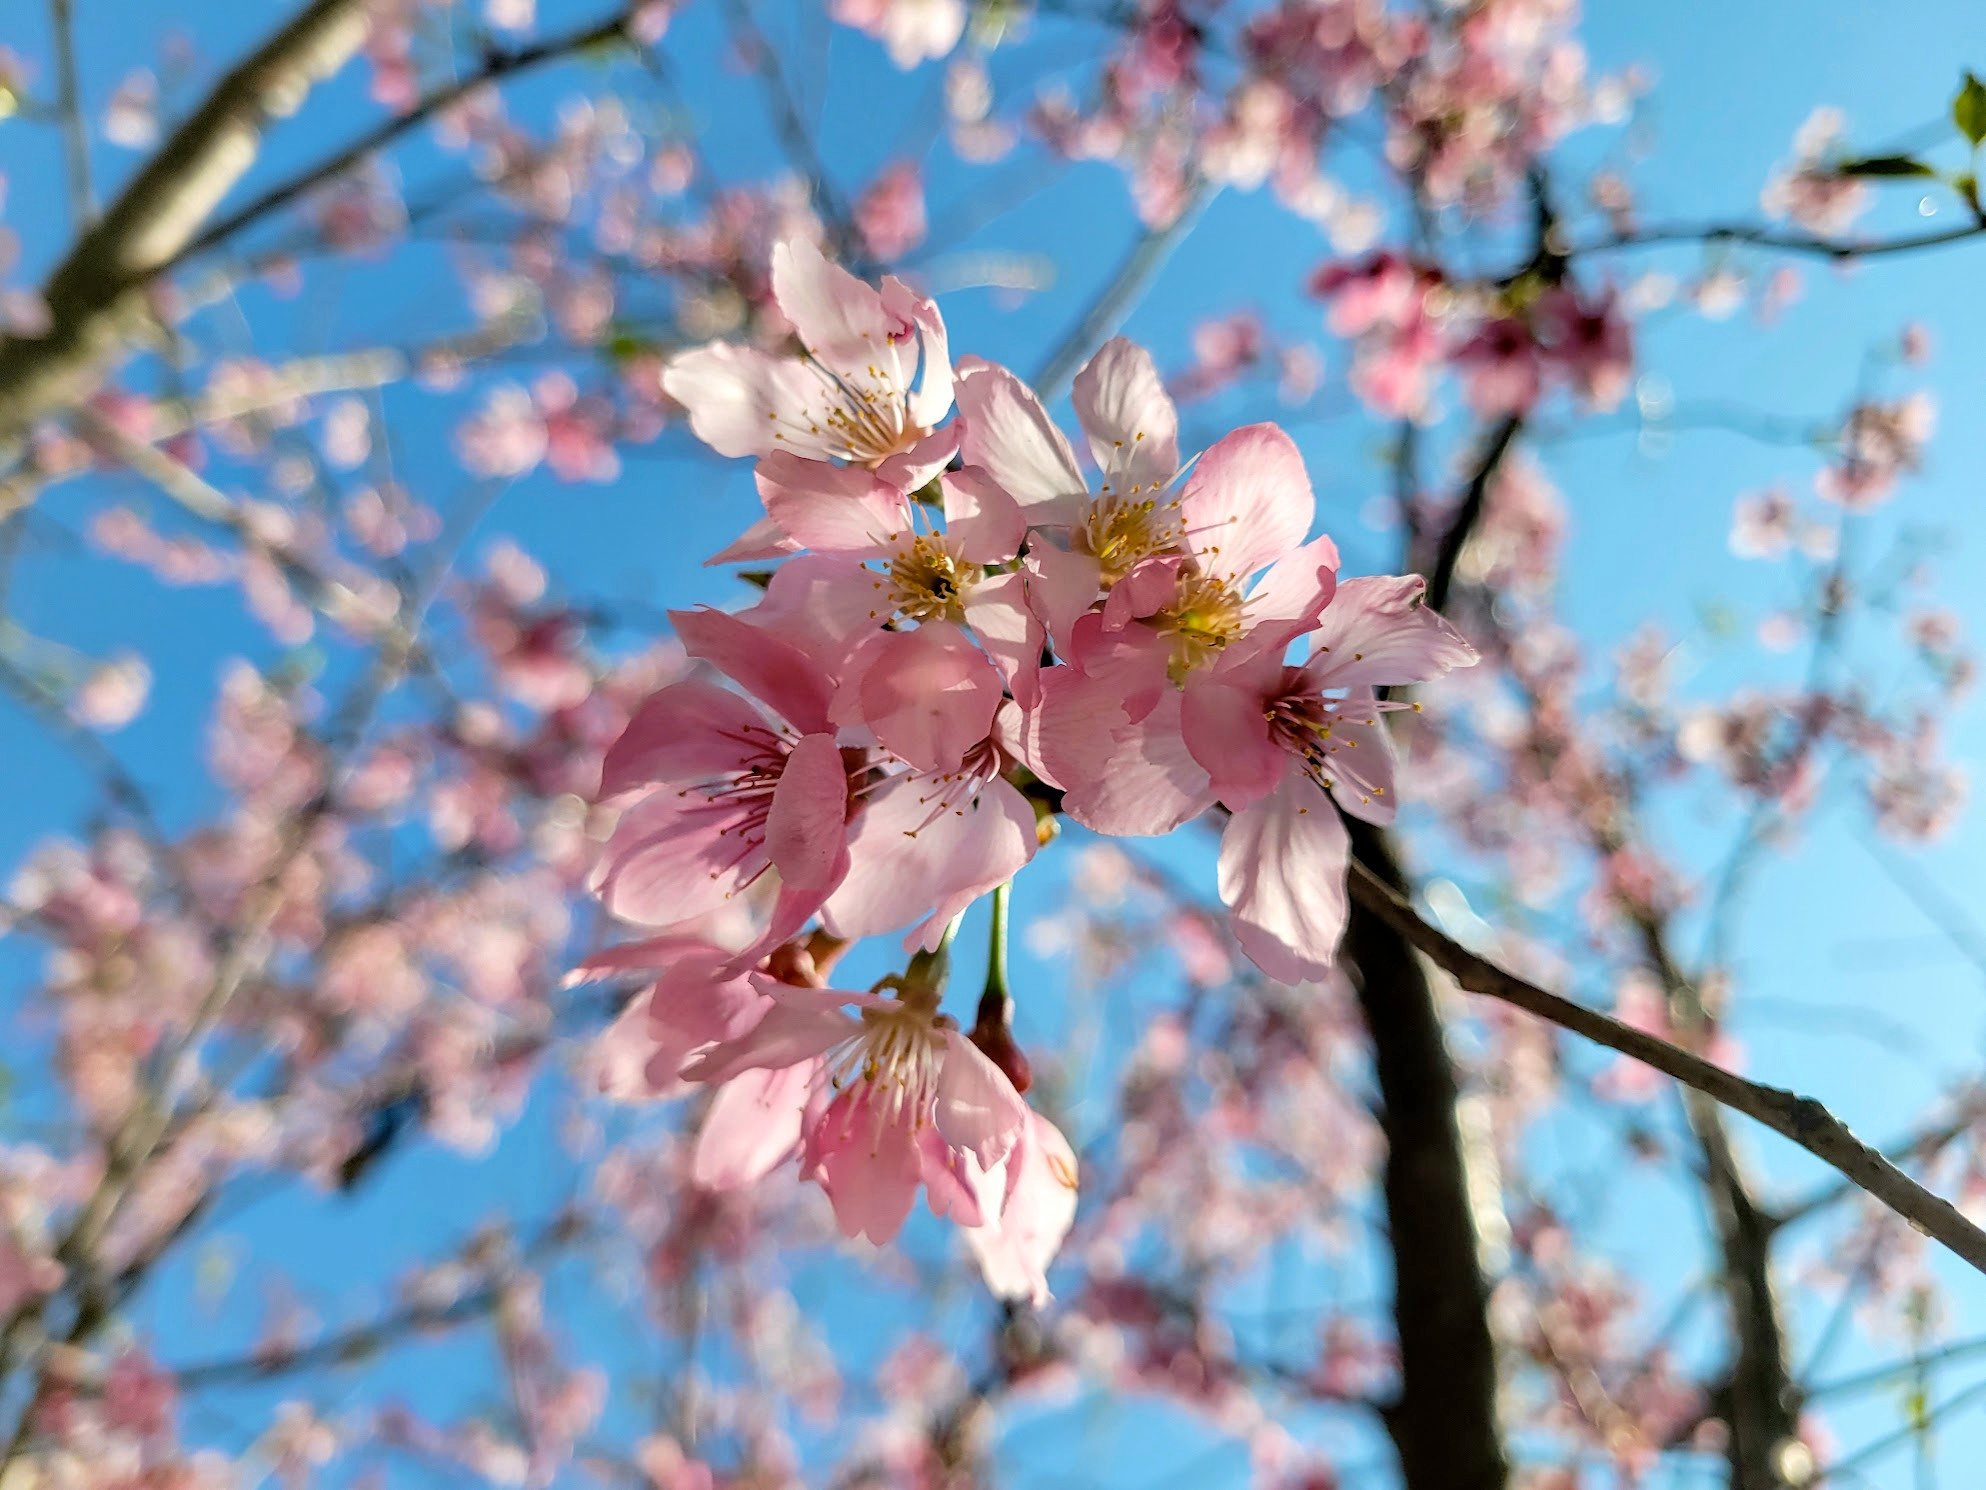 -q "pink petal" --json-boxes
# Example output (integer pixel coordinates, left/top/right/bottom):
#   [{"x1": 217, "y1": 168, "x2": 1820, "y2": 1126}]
[
  {"x1": 671, "y1": 604, "x2": 836, "y2": 735},
  {"x1": 771, "y1": 237, "x2": 896, "y2": 383},
  {"x1": 802, "y1": 1088, "x2": 923, "y2": 1243},
  {"x1": 954, "y1": 358, "x2": 1086, "y2": 523},
  {"x1": 873, "y1": 422, "x2": 961, "y2": 492},
  {"x1": 749, "y1": 553, "x2": 888, "y2": 666},
  {"x1": 1318, "y1": 692, "x2": 1399, "y2": 826},
  {"x1": 681, "y1": 988, "x2": 855, "y2": 1085},
  {"x1": 886, "y1": 276, "x2": 955, "y2": 432},
  {"x1": 1303, "y1": 574, "x2": 1480, "y2": 689},
  {"x1": 963, "y1": 572, "x2": 1044, "y2": 708},
  {"x1": 764, "y1": 732, "x2": 851, "y2": 891},
  {"x1": 965, "y1": 1110, "x2": 1078, "y2": 1305},
  {"x1": 706, "y1": 512, "x2": 799, "y2": 565},
  {"x1": 936, "y1": 1029, "x2": 1028, "y2": 1169},
  {"x1": 1021, "y1": 540, "x2": 1102, "y2": 657},
  {"x1": 918, "y1": 1127, "x2": 991, "y2": 1228},
  {"x1": 942, "y1": 467, "x2": 1026, "y2": 563},
  {"x1": 1226, "y1": 533, "x2": 1341, "y2": 665},
  {"x1": 820, "y1": 771, "x2": 1035, "y2": 941},
  {"x1": 1072, "y1": 336, "x2": 1180, "y2": 496},
  {"x1": 1217, "y1": 775, "x2": 1350, "y2": 984},
  {"x1": 692, "y1": 1063, "x2": 813, "y2": 1189},
  {"x1": 757, "y1": 451, "x2": 911, "y2": 555},
  {"x1": 598, "y1": 679, "x2": 768, "y2": 799},
  {"x1": 661, "y1": 343, "x2": 840, "y2": 461},
  {"x1": 1180, "y1": 671, "x2": 1293, "y2": 811},
  {"x1": 848, "y1": 623, "x2": 1003, "y2": 773},
  {"x1": 1179, "y1": 423, "x2": 1314, "y2": 586},
  {"x1": 900, "y1": 777, "x2": 1038, "y2": 950},
  {"x1": 1060, "y1": 689, "x2": 1215, "y2": 836},
  {"x1": 594, "y1": 792, "x2": 748, "y2": 927}
]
